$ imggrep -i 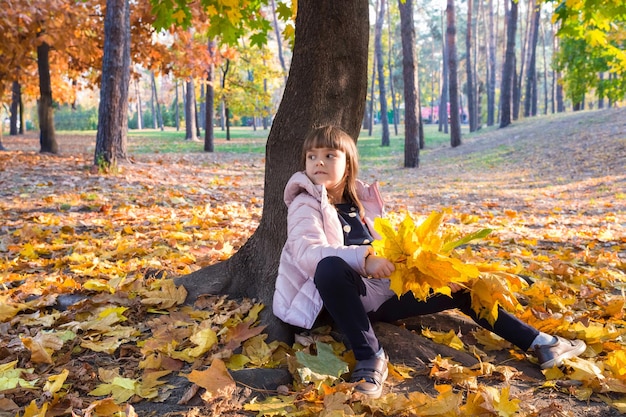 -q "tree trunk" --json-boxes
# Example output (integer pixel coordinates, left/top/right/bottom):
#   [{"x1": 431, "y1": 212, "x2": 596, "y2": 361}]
[
  {"x1": 175, "y1": 0, "x2": 370, "y2": 343},
  {"x1": 10, "y1": 81, "x2": 20, "y2": 135},
  {"x1": 438, "y1": 11, "x2": 449, "y2": 134},
  {"x1": 499, "y1": 0, "x2": 518, "y2": 128},
  {"x1": 486, "y1": 0, "x2": 496, "y2": 126},
  {"x1": 465, "y1": 0, "x2": 476, "y2": 132},
  {"x1": 152, "y1": 72, "x2": 164, "y2": 131},
  {"x1": 270, "y1": 0, "x2": 288, "y2": 79},
  {"x1": 37, "y1": 41, "x2": 58, "y2": 154},
  {"x1": 94, "y1": 0, "x2": 131, "y2": 167},
  {"x1": 185, "y1": 79, "x2": 197, "y2": 141},
  {"x1": 375, "y1": 0, "x2": 390, "y2": 146},
  {"x1": 367, "y1": 49, "x2": 376, "y2": 136},
  {"x1": 174, "y1": 80, "x2": 180, "y2": 131},
  {"x1": 387, "y1": 2, "x2": 398, "y2": 135},
  {"x1": 204, "y1": 40, "x2": 216, "y2": 152},
  {"x1": 135, "y1": 79, "x2": 143, "y2": 130},
  {"x1": 523, "y1": 0, "x2": 540, "y2": 118},
  {"x1": 446, "y1": 0, "x2": 461, "y2": 148},
  {"x1": 221, "y1": 60, "x2": 231, "y2": 140},
  {"x1": 399, "y1": 0, "x2": 420, "y2": 168}
]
